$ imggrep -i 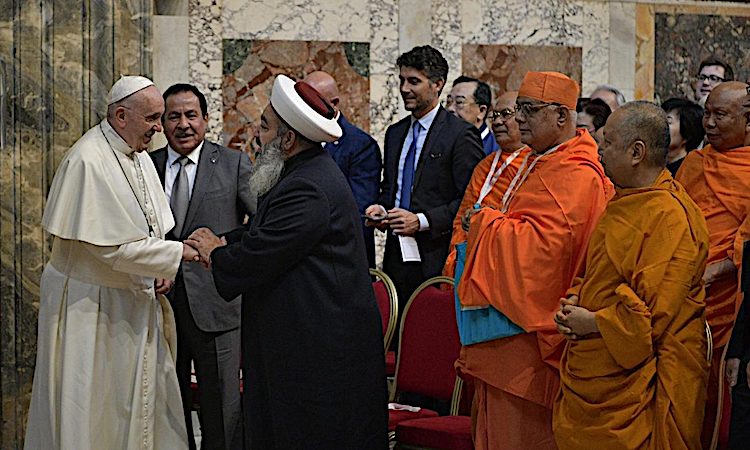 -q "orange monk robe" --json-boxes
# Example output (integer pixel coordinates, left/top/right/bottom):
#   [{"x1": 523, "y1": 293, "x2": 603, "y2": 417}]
[
  {"x1": 676, "y1": 145, "x2": 750, "y2": 348},
  {"x1": 456, "y1": 130, "x2": 612, "y2": 450},
  {"x1": 554, "y1": 170, "x2": 709, "y2": 450},
  {"x1": 676, "y1": 145, "x2": 750, "y2": 448},
  {"x1": 442, "y1": 147, "x2": 529, "y2": 278}
]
